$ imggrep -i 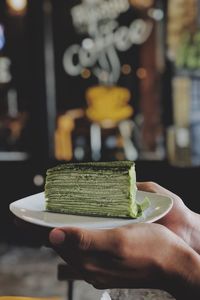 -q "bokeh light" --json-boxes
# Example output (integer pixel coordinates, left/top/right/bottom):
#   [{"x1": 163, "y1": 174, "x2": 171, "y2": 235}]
[
  {"x1": 136, "y1": 68, "x2": 147, "y2": 79},
  {"x1": 121, "y1": 64, "x2": 132, "y2": 75},
  {"x1": 81, "y1": 68, "x2": 91, "y2": 79},
  {"x1": 6, "y1": 0, "x2": 28, "y2": 15}
]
